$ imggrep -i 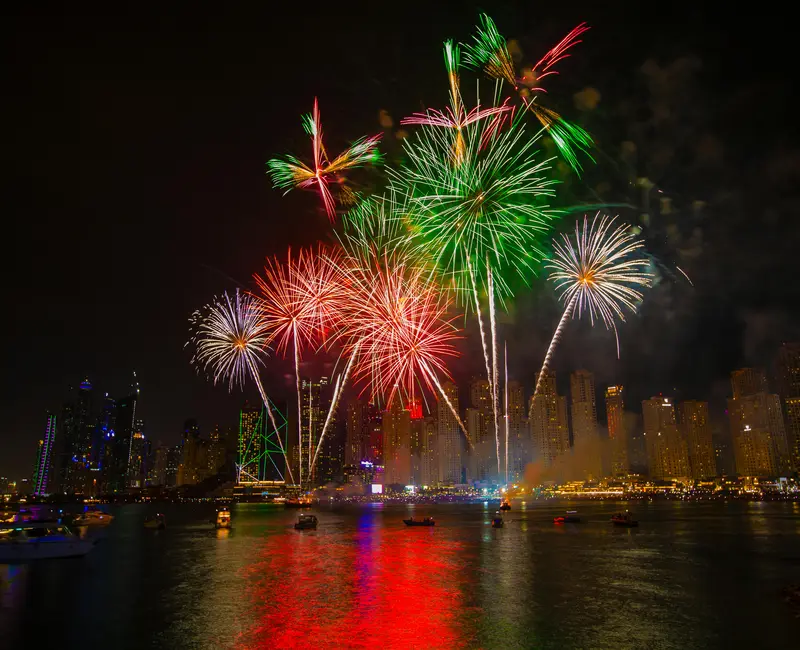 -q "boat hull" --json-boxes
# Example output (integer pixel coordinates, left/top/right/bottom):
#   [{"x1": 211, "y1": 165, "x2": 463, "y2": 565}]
[{"x1": 403, "y1": 520, "x2": 435, "y2": 527}]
